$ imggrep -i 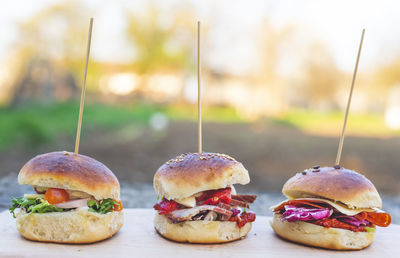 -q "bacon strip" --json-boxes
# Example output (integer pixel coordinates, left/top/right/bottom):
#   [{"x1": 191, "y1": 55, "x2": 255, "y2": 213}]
[
  {"x1": 217, "y1": 203, "x2": 232, "y2": 210},
  {"x1": 232, "y1": 195, "x2": 257, "y2": 204},
  {"x1": 167, "y1": 205, "x2": 232, "y2": 222},
  {"x1": 230, "y1": 199, "x2": 249, "y2": 208},
  {"x1": 212, "y1": 206, "x2": 233, "y2": 217}
]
